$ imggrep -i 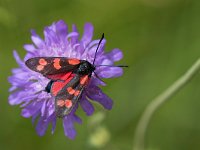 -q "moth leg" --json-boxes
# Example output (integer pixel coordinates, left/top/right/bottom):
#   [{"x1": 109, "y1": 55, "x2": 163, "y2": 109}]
[{"x1": 93, "y1": 71, "x2": 106, "y2": 85}]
